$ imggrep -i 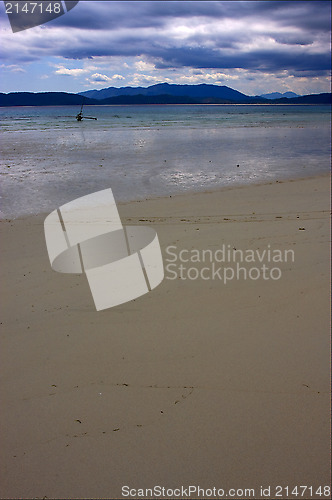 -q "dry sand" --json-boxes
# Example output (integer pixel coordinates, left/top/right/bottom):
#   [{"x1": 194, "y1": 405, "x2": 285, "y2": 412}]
[{"x1": 0, "y1": 175, "x2": 330, "y2": 499}]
